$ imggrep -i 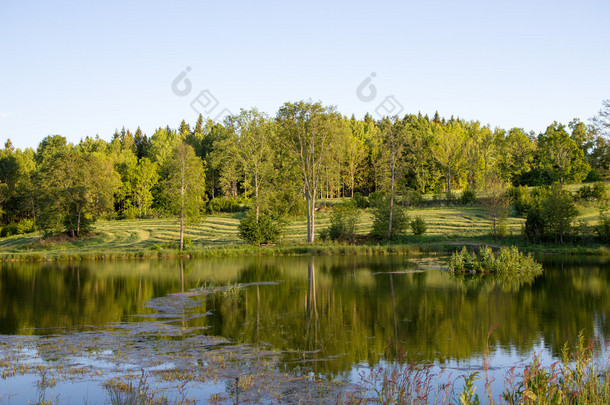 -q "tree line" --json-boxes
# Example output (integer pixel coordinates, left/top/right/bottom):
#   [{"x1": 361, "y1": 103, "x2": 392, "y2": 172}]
[{"x1": 1, "y1": 100, "x2": 609, "y2": 244}]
